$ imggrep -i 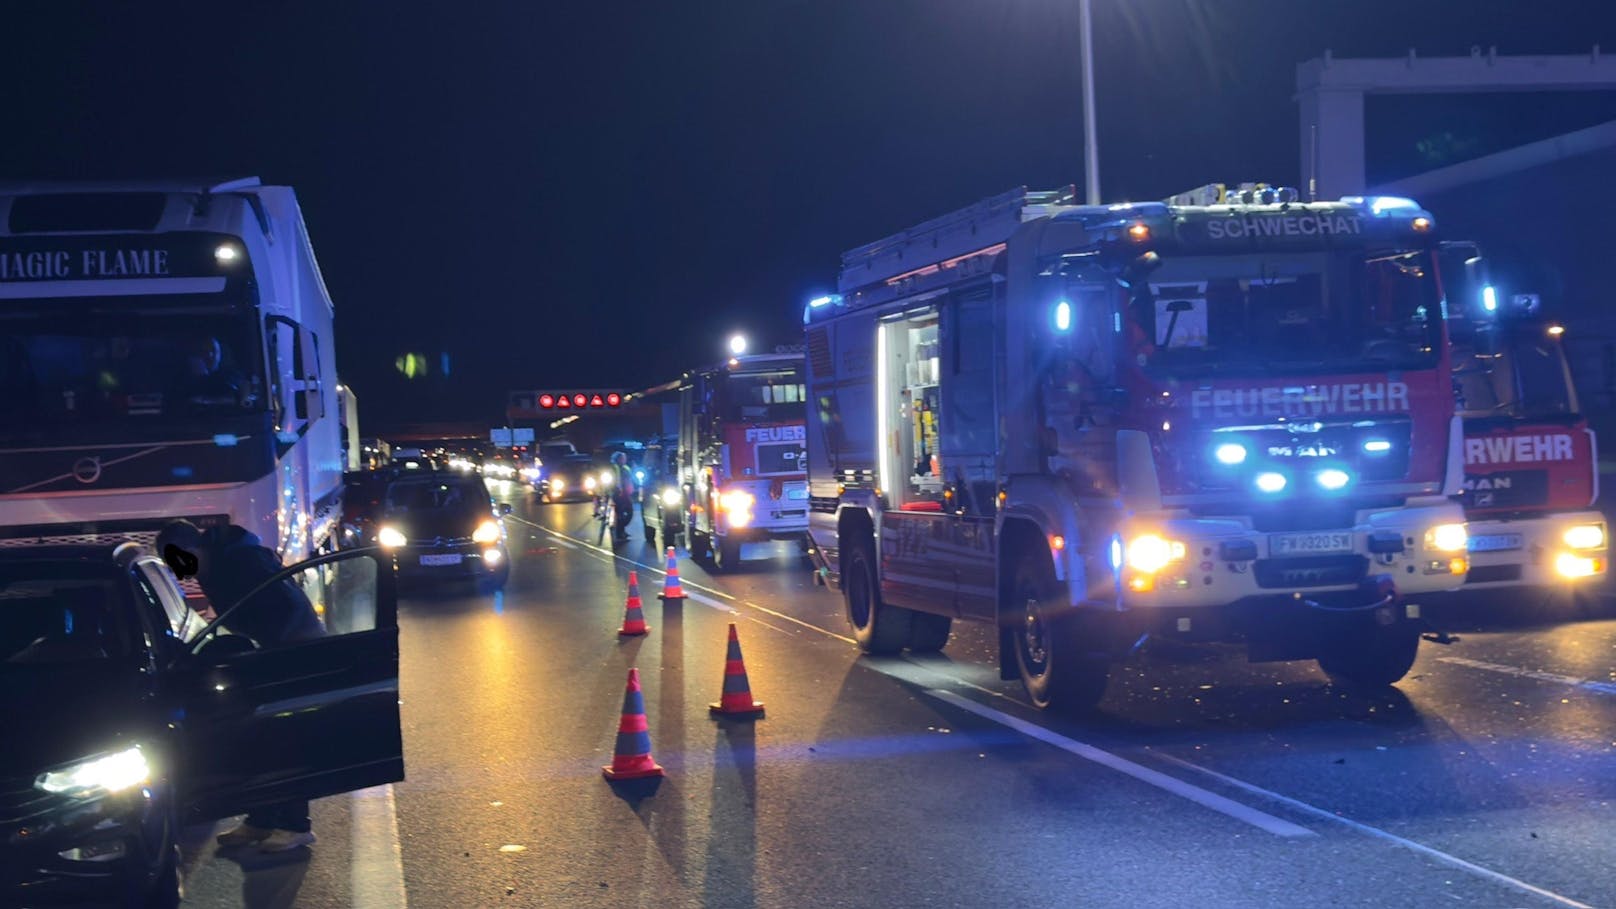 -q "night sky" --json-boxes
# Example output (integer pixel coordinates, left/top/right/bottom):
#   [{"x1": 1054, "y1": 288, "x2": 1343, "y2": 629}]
[{"x1": 3, "y1": 1, "x2": 1611, "y2": 428}]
